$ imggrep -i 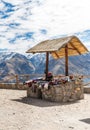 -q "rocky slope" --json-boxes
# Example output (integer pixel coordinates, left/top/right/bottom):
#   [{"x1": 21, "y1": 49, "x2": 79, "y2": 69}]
[
  {"x1": 0, "y1": 52, "x2": 35, "y2": 82},
  {"x1": 0, "y1": 52, "x2": 90, "y2": 82},
  {"x1": 29, "y1": 53, "x2": 90, "y2": 75}
]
